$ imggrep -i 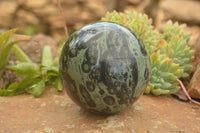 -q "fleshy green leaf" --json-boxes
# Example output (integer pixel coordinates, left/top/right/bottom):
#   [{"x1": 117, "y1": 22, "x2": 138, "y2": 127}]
[
  {"x1": 183, "y1": 64, "x2": 193, "y2": 72},
  {"x1": 0, "y1": 83, "x2": 19, "y2": 96},
  {"x1": 0, "y1": 76, "x2": 40, "y2": 96},
  {"x1": 181, "y1": 72, "x2": 189, "y2": 78},
  {"x1": 161, "y1": 82, "x2": 172, "y2": 89},
  {"x1": 161, "y1": 89, "x2": 170, "y2": 95},
  {"x1": 0, "y1": 28, "x2": 18, "y2": 47},
  {"x1": 0, "y1": 42, "x2": 14, "y2": 70},
  {"x1": 0, "y1": 28, "x2": 18, "y2": 70},
  {"x1": 175, "y1": 69, "x2": 184, "y2": 78},
  {"x1": 16, "y1": 76, "x2": 40, "y2": 91},
  {"x1": 42, "y1": 45, "x2": 53, "y2": 66},
  {"x1": 55, "y1": 77, "x2": 63, "y2": 91},
  {"x1": 151, "y1": 89, "x2": 162, "y2": 96},
  {"x1": 26, "y1": 78, "x2": 45, "y2": 98},
  {"x1": 8, "y1": 62, "x2": 39, "y2": 76}
]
